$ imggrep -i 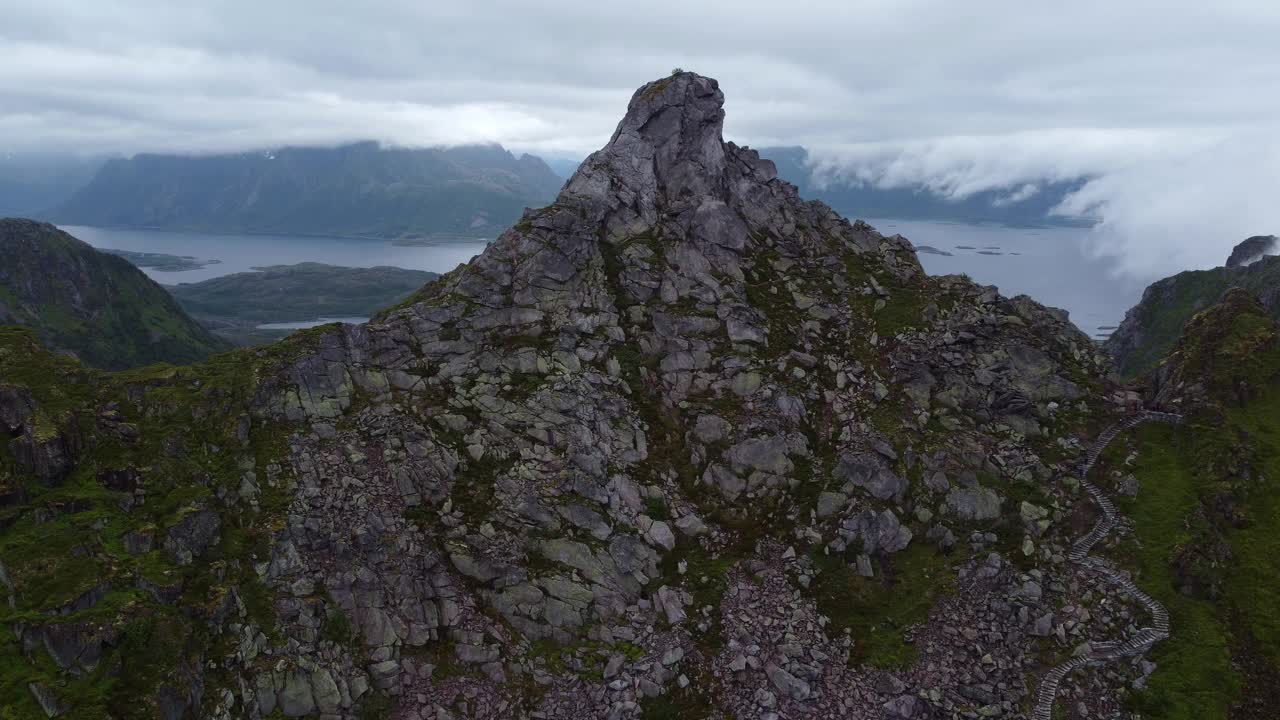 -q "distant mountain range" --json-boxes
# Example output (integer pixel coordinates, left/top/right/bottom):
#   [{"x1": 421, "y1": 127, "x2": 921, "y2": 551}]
[
  {"x1": 3, "y1": 143, "x2": 1090, "y2": 239},
  {"x1": 0, "y1": 153, "x2": 107, "y2": 218},
  {"x1": 49, "y1": 142, "x2": 564, "y2": 240},
  {"x1": 757, "y1": 146, "x2": 1091, "y2": 227}
]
